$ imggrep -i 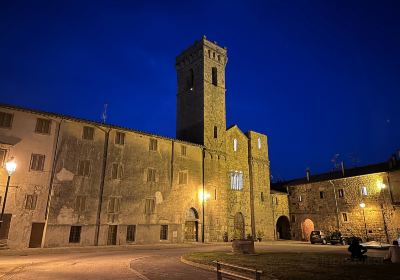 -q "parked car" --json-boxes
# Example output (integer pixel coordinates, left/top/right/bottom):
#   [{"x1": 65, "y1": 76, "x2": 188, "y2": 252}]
[
  {"x1": 310, "y1": 230, "x2": 328, "y2": 244},
  {"x1": 330, "y1": 231, "x2": 346, "y2": 245}
]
